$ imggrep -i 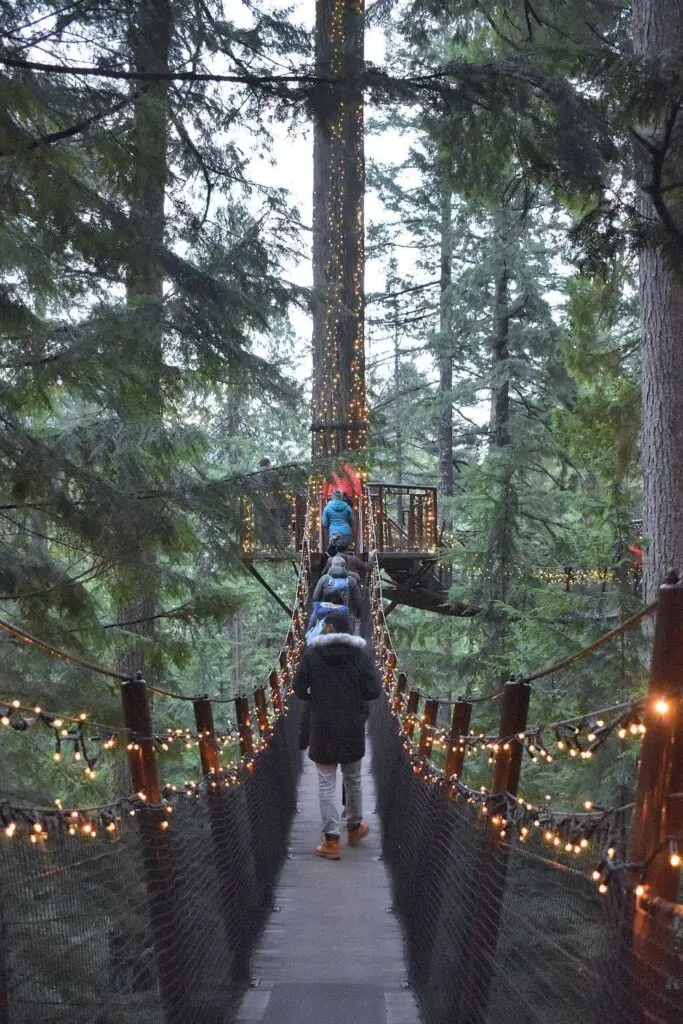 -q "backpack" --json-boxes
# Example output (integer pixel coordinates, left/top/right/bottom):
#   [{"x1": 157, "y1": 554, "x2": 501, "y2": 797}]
[
  {"x1": 325, "y1": 574, "x2": 349, "y2": 606},
  {"x1": 306, "y1": 601, "x2": 350, "y2": 644}
]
